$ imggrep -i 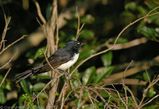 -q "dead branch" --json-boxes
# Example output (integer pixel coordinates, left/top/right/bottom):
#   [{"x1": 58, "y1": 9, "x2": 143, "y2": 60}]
[
  {"x1": 114, "y1": 79, "x2": 147, "y2": 85},
  {"x1": 39, "y1": 0, "x2": 59, "y2": 108},
  {"x1": 99, "y1": 55, "x2": 159, "y2": 85},
  {"x1": 95, "y1": 37, "x2": 148, "y2": 52},
  {"x1": 34, "y1": 0, "x2": 46, "y2": 24},
  {"x1": 101, "y1": 63, "x2": 150, "y2": 85},
  {"x1": 107, "y1": 37, "x2": 148, "y2": 50}
]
